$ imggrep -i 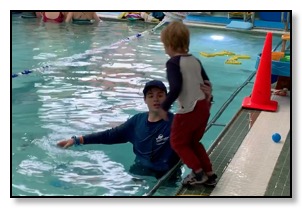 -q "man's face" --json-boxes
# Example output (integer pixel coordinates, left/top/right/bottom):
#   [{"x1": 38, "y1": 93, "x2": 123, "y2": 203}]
[{"x1": 144, "y1": 87, "x2": 166, "y2": 113}]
